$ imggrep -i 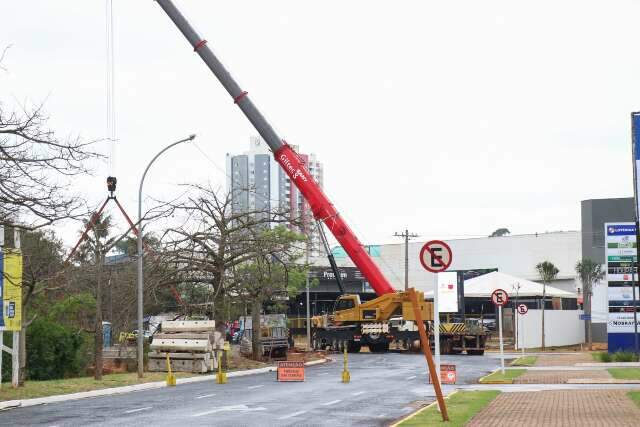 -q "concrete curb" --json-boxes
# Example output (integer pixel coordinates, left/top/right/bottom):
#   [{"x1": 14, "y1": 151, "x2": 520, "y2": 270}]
[
  {"x1": 389, "y1": 390, "x2": 459, "y2": 427},
  {"x1": 478, "y1": 369, "x2": 514, "y2": 384},
  {"x1": 577, "y1": 362, "x2": 640, "y2": 367},
  {"x1": 567, "y1": 379, "x2": 640, "y2": 384},
  {"x1": 0, "y1": 357, "x2": 328, "y2": 411}
]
